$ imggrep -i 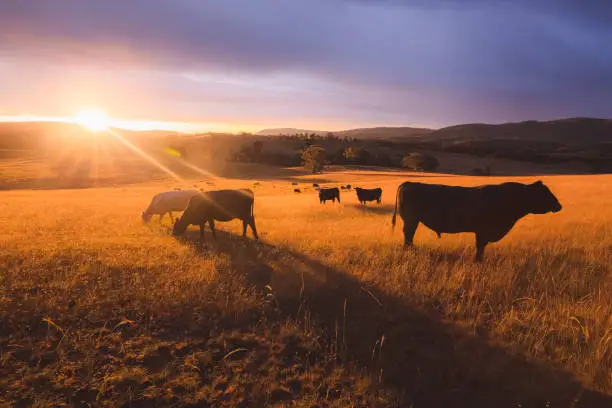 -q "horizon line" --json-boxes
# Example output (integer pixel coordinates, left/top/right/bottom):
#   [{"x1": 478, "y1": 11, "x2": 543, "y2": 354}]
[{"x1": 0, "y1": 114, "x2": 609, "y2": 136}]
